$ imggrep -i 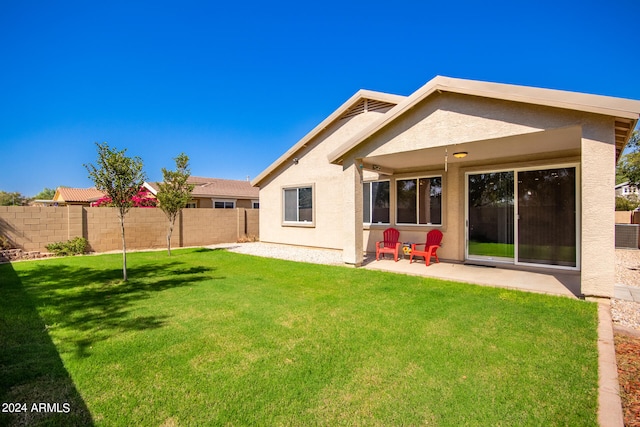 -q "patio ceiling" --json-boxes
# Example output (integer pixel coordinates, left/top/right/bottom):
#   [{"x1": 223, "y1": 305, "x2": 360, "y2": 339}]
[{"x1": 360, "y1": 126, "x2": 582, "y2": 174}]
